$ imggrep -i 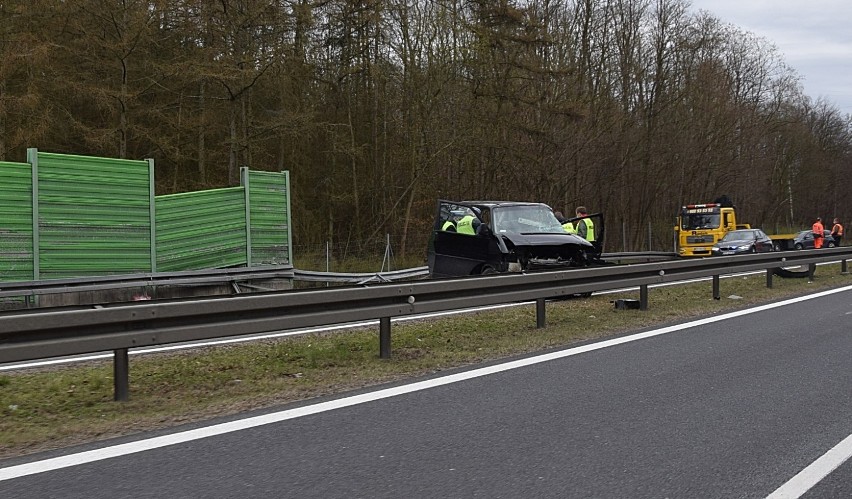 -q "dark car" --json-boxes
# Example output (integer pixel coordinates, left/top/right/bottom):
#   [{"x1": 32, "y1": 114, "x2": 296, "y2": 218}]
[
  {"x1": 792, "y1": 230, "x2": 836, "y2": 250},
  {"x1": 427, "y1": 200, "x2": 599, "y2": 277},
  {"x1": 711, "y1": 229, "x2": 774, "y2": 255}
]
